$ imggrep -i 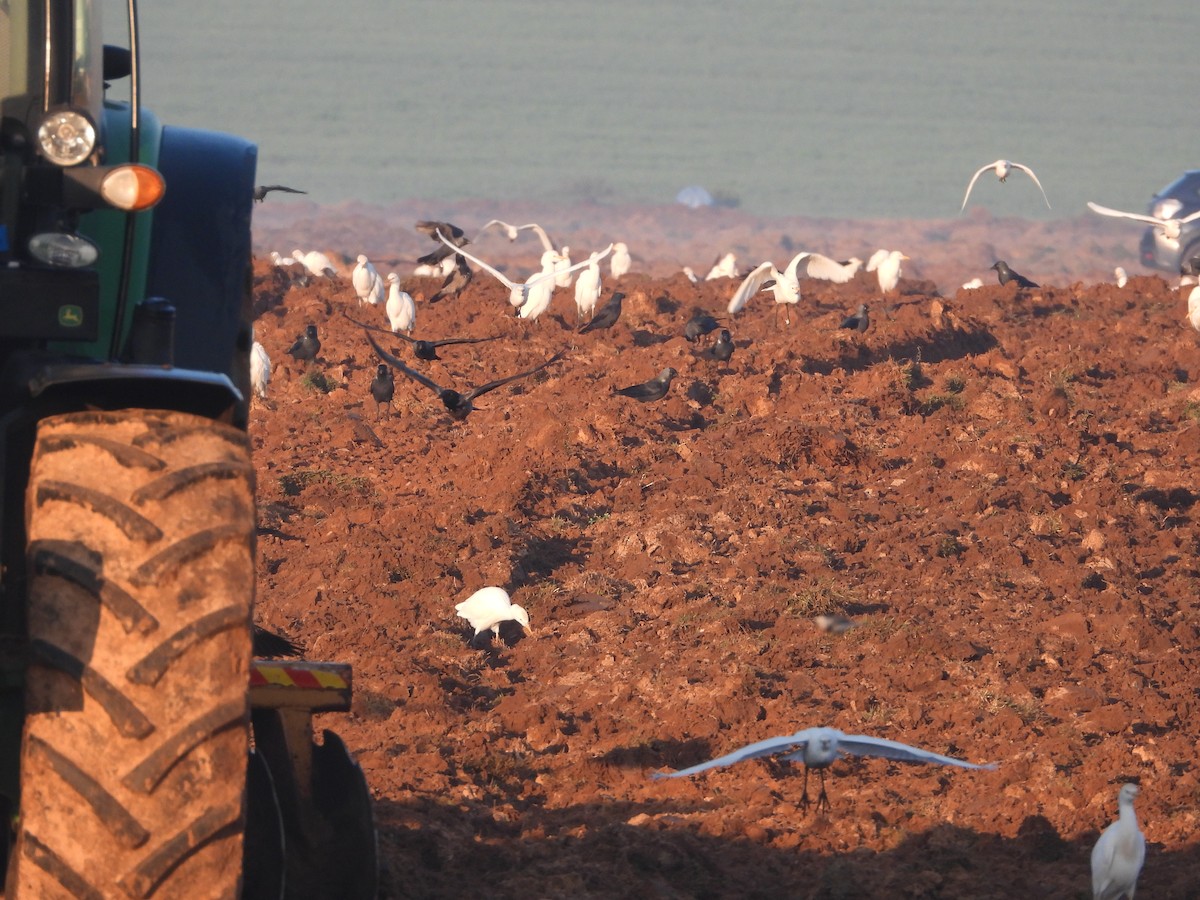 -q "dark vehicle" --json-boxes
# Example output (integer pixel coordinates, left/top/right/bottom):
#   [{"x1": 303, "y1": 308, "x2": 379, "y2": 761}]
[
  {"x1": 0, "y1": 2, "x2": 375, "y2": 897},
  {"x1": 1139, "y1": 169, "x2": 1200, "y2": 273}
]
